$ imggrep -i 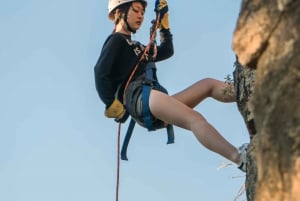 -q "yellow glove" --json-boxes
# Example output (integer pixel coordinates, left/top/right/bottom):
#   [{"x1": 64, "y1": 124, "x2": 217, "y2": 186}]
[
  {"x1": 160, "y1": 12, "x2": 169, "y2": 29},
  {"x1": 105, "y1": 99, "x2": 126, "y2": 120},
  {"x1": 154, "y1": 0, "x2": 170, "y2": 29}
]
